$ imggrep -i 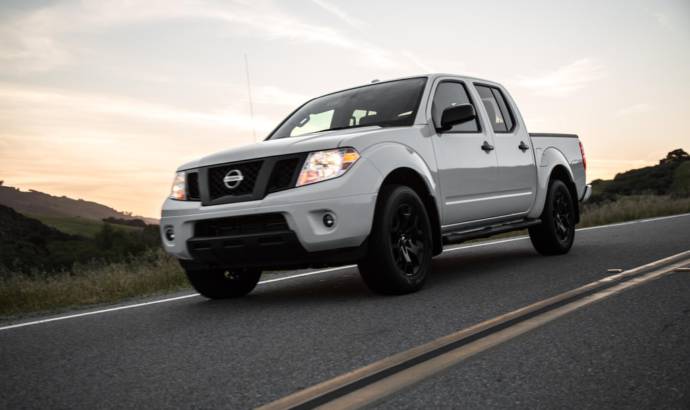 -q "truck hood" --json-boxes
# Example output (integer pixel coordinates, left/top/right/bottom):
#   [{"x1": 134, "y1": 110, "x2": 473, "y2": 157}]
[{"x1": 177, "y1": 126, "x2": 382, "y2": 170}]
